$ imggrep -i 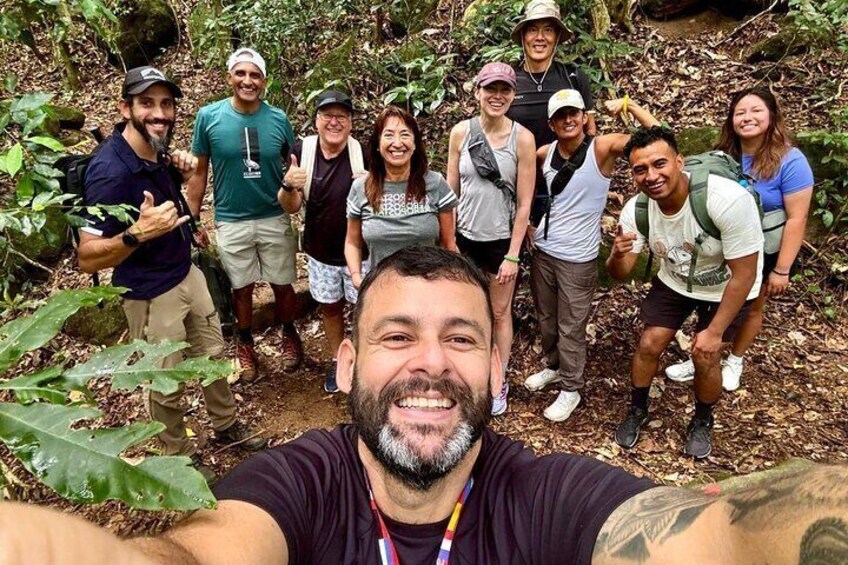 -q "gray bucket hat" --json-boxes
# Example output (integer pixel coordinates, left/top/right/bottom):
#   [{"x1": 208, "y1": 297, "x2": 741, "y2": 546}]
[{"x1": 511, "y1": 0, "x2": 568, "y2": 45}]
